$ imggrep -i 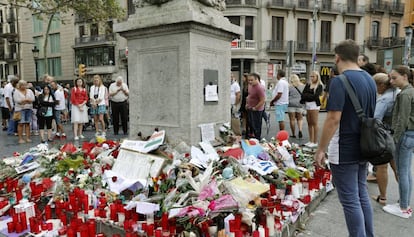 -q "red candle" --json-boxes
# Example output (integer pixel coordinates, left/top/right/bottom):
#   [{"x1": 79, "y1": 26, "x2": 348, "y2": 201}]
[
  {"x1": 58, "y1": 227, "x2": 67, "y2": 236},
  {"x1": 109, "y1": 204, "x2": 118, "y2": 221},
  {"x1": 41, "y1": 222, "x2": 48, "y2": 230},
  {"x1": 147, "y1": 223, "x2": 154, "y2": 237},
  {"x1": 88, "y1": 219, "x2": 96, "y2": 237},
  {"x1": 60, "y1": 213, "x2": 67, "y2": 225},
  {"x1": 79, "y1": 224, "x2": 89, "y2": 237},
  {"x1": 15, "y1": 188, "x2": 23, "y2": 203},
  {"x1": 235, "y1": 230, "x2": 243, "y2": 237},
  {"x1": 19, "y1": 212, "x2": 27, "y2": 230},
  {"x1": 45, "y1": 205, "x2": 52, "y2": 220},
  {"x1": 252, "y1": 230, "x2": 260, "y2": 237},
  {"x1": 7, "y1": 222, "x2": 15, "y2": 233},
  {"x1": 141, "y1": 222, "x2": 148, "y2": 232},
  {"x1": 67, "y1": 228, "x2": 76, "y2": 237},
  {"x1": 15, "y1": 222, "x2": 23, "y2": 233},
  {"x1": 82, "y1": 195, "x2": 89, "y2": 214},
  {"x1": 161, "y1": 212, "x2": 168, "y2": 231},
  {"x1": 155, "y1": 229, "x2": 162, "y2": 237}
]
